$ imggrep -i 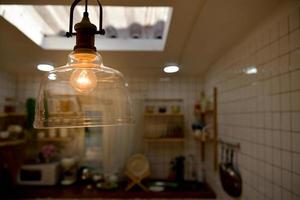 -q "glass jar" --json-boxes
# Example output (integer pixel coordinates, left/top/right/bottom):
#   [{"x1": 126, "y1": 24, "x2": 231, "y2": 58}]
[{"x1": 4, "y1": 97, "x2": 16, "y2": 113}]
